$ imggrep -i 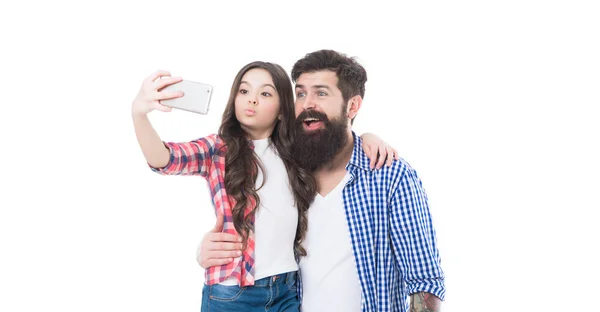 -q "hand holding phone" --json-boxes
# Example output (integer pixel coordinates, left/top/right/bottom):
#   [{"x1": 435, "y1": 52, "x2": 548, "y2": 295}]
[
  {"x1": 132, "y1": 70, "x2": 184, "y2": 115},
  {"x1": 158, "y1": 80, "x2": 213, "y2": 115}
]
